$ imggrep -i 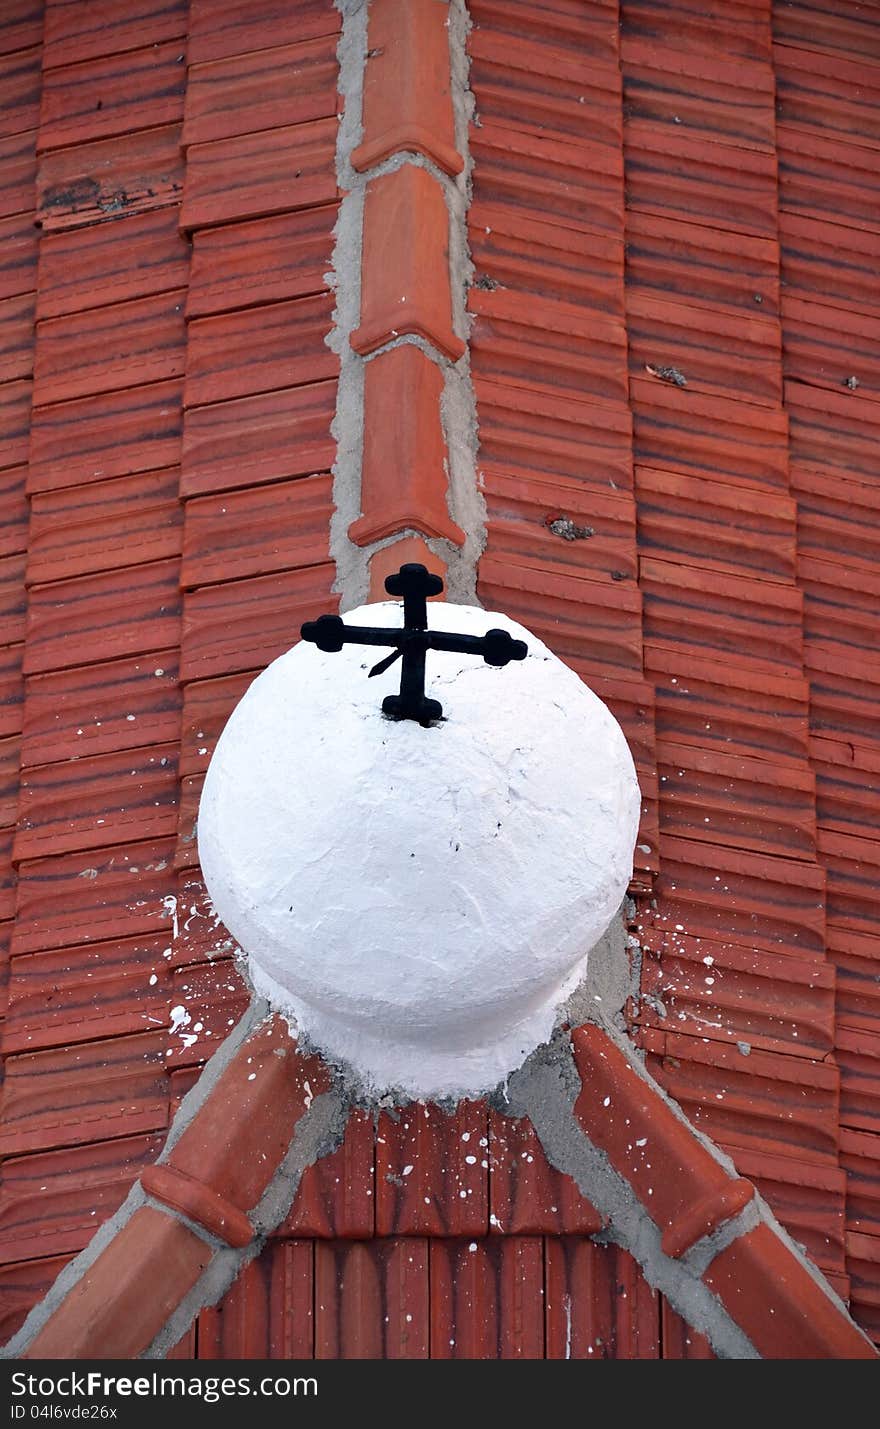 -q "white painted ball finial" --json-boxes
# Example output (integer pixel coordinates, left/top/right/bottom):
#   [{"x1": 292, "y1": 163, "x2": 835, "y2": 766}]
[{"x1": 197, "y1": 600, "x2": 641, "y2": 1100}]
